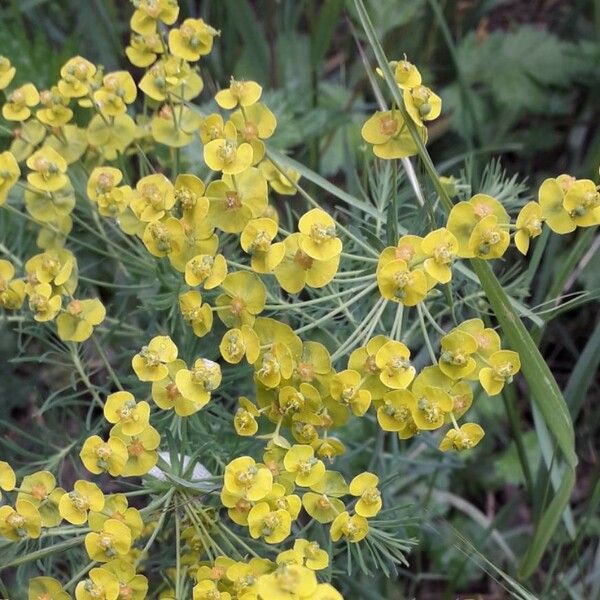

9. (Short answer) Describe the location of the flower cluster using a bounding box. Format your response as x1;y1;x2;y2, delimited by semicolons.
0;2;596;598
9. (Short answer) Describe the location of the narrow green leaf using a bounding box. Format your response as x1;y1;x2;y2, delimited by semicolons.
352;0;578;578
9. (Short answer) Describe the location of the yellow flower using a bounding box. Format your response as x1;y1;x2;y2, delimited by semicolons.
293;539;329;570
349;472;382;518
248;502;292;544
139;56;203;102
215;77;262;109
185;254;227;289
479;349;521;396
301;473;346;523
393;59;422;88
0;461;16;494
28;283;62;322
361;110;423;159
375;340;415;389
104;391;150;436
142;218;184;258
404;84;442;125
447;194;510;257
169;18;218;61
298;208;342;261
330;369;371;416
0;260;26;310
110;424;161;477
193;580;230;600
439;329;478;379
131;0;179;34
410;386;453;430
0;55;16;90
563;179;600;227
2;83;40;121
175;358;221;412
94;71;137;117
215;271;266;327
412;365;473;420
132;335;178;382
377;258;428;305
85;518;132;562
17;470;65;527
37;86;73;127
59;480;104;525
241;217;285;273
25;247;77;292
26;146;68;192
260;160;300;195
126;31;164;67
377;390;417;435
87;167;126;210
257;564;317;600
80;435;128;477
439;423;485;452
89;494;144;540
538;176;576;234
58;56;96;98
102;559;148;600
56;298;106;342
204;122;253;175
75;567;119;600
274;233;339;294
207;167;268;233
151;359;201;416
223;456;273;501
234;396;260;436
283;445;325;487
0;151;20;205
515;202;544;255
467;215;510;259
421;227;458;284
230;103;277;163
28;577;70;600
169;217;218;273
130;174;175;222
0;500;41;540
179;290;214;337
330;511;368;543
348;335;389;401
220;326;260;364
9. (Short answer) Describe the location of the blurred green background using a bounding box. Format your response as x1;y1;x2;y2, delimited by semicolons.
0;0;599;597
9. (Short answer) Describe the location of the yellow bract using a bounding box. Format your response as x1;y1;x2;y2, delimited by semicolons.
439;423;485;452
2;83;40;121
132;335;178;382
0;500;41;541
298;208;342;261
515;201;543;255
479;350;521;396
330;511;368;543
26;146;69;192
215;78;262;109
361;110;423;159
169;18;218;61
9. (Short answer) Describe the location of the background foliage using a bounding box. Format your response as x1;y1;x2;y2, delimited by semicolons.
1;0;599;598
